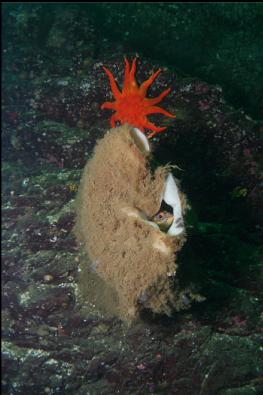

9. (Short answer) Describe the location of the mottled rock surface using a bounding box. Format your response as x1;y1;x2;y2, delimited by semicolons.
2;4;263;395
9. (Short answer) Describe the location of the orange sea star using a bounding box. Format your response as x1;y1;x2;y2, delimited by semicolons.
101;58;176;138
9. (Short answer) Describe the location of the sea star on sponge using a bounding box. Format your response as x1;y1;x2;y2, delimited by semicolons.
101;58;176;138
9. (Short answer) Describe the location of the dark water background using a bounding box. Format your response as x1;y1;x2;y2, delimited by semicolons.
2;3;263;395
3;3;263;119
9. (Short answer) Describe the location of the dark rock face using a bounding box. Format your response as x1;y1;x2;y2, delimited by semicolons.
3;3;263;121
2;4;263;395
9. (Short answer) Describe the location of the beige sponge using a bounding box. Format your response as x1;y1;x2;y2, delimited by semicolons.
75;124;196;322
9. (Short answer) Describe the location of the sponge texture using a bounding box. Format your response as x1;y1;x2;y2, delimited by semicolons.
75;124;187;322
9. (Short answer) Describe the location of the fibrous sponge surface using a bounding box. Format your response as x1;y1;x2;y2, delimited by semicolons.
75;124;187;322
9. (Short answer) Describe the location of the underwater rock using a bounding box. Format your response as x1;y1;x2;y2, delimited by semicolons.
2;6;263;392
75;123;204;322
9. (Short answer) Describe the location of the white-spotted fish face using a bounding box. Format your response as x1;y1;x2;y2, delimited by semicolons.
152;210;174;232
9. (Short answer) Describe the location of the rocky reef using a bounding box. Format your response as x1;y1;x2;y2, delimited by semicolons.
2;4;263;395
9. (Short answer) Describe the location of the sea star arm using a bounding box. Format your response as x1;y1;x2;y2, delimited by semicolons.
145;88;172;105
126;58;138;92
101;101;116;110
110;113;119;128
147;129;167;139
144;106;176;118
140;69;161;95
123;57;130;90
103;66;121;99
130;58;137;79
143;119;167;134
